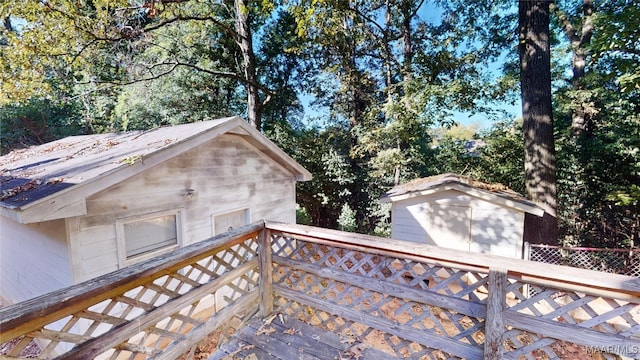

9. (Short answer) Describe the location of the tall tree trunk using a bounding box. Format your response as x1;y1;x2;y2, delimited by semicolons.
552;0;594;136
235;0;262;130
392;0;414;186
519;0;558;245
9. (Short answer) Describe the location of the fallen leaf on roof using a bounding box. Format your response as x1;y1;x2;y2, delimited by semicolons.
1;179;40;201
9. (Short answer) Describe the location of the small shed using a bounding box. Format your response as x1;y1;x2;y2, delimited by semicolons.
380;173;544;259
0;116;311;305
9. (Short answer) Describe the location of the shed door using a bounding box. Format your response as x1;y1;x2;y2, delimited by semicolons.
426;204;472;251
471;208;522;258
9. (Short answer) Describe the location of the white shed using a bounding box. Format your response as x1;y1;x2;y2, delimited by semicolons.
380;174;544;259
0;116;311;305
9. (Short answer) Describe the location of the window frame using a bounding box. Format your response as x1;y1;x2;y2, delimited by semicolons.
116;209;184;267
211;207;251;236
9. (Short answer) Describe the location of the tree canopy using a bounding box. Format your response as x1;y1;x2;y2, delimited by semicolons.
1;0;637;247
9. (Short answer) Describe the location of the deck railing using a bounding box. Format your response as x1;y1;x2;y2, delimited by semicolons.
1;221;639;359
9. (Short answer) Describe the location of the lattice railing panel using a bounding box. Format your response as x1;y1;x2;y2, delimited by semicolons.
272;234;490;302
501;277;640;359
0;232;261;359
270;233;488;359
275;297;456;360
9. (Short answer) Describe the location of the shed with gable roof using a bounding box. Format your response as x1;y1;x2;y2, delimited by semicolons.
380;173;545;259
0;116;311;304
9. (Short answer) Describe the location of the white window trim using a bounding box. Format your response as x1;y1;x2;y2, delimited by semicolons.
116;209;184;267
211;206;251;236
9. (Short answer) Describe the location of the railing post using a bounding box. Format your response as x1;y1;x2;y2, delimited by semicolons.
523;241;531;261
484;267;507;359
258;227;273;317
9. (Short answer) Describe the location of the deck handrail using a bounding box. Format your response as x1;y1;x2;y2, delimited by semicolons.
264;222;640;297
1;221;638;359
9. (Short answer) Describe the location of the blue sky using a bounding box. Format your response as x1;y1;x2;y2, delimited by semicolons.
299;1;521;131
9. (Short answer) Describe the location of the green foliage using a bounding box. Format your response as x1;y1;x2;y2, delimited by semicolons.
476;120;525;195
112;71;241;131
0;0;637;248
556;108;640;248
295;204;312;225
590;0;640;94
337;203;357;232
551;0;640;247
0;98;85;154
608;185;640;207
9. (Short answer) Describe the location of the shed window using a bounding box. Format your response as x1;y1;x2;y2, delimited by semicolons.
117;210;182;265
212;208;250;235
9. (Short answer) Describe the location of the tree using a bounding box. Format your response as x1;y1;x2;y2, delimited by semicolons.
0;0;274;130
552;0;594;136
519;0;558;244
553;0;640;247
259;10;307;131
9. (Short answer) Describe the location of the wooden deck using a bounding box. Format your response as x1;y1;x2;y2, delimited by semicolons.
1;222;639;359
208;315;397;360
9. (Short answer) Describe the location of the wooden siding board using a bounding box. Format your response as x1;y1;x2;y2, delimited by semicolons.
390;204;427;241
68;134;297;283
0;217;72;303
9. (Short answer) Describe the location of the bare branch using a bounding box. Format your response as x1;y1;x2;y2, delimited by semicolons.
170;61;273;96
76;60;274;99
77;62;180;86
143;15;237;39
408;0;427;20
580;0;594;47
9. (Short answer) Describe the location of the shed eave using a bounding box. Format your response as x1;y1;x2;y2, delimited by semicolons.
381;183;545;217
0;206;24;224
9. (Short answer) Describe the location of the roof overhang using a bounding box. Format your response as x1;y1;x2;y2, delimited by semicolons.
381;182;545;217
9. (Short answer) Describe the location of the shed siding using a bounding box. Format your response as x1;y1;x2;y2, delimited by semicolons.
390;201;427;243
471;208;524;258
390;190;526;258
0;217;71;304
68;134;297;283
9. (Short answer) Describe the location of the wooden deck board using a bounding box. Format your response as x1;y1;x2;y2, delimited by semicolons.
207;316;399;359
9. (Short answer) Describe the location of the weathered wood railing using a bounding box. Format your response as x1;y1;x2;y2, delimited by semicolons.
1;221;639;359
0;223;265;359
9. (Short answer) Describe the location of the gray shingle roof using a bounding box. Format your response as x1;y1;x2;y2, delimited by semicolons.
1;117;311;212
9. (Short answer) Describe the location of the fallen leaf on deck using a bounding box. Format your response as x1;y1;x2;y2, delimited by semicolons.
341;343;368;359
339;335;357;346
283;328;298;335
220;343;255;360
263;313;277;326
255;325;276;336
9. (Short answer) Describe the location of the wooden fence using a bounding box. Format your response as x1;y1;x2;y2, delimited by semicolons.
1;221;639;359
